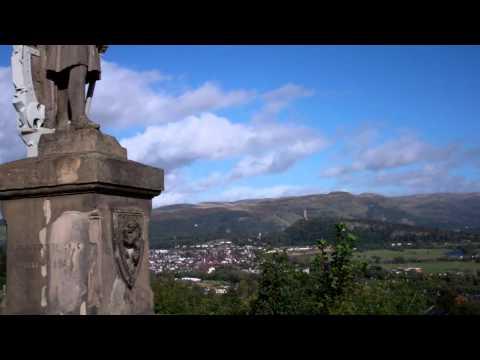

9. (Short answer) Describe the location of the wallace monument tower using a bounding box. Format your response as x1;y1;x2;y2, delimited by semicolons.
0;45;164;314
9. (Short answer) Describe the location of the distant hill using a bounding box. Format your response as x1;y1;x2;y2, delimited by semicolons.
274;217;480;249
150;192;480;248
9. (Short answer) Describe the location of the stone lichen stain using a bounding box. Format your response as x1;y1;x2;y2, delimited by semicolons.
48;211;89;314
41;286;47;308
39;199;51;309
43;199;51;225
39;228;46;259
80;301;86;315
56;158;81;183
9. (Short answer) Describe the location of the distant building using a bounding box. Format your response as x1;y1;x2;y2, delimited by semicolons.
303;209;308;221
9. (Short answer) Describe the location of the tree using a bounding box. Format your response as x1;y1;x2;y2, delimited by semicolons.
332;277;429;315
307;223;366;313
250;251;310;315
251;223;366;315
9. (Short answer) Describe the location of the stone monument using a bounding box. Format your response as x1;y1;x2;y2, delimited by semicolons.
0;45;164;314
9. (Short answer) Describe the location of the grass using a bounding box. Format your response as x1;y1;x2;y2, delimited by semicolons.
355;248;448;262
293;247;480;274
355;248;480;273
289;248;453;262
200;279;230;286
381;261;480;273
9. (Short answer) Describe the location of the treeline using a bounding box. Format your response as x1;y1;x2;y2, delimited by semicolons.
263;217;480;249
152;273;256;315
150;220;260;249
150;214;480;249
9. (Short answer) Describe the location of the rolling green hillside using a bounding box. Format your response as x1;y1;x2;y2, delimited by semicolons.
270;217;480;249
150;192;480;248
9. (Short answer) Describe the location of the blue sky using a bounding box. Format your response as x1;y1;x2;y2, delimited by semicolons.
0;45;479;206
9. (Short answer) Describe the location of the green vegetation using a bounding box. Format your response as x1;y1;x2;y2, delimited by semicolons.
272;217;480;250
151;273;255;315
151;223;480;315
150;192;480;249
2;215;479;315
149;212;480;250
149;209;265;249
382;261;480;273
355;248;448;262
251;224;430;315
354;248;480;274
251;224;364;314
331;278;430;315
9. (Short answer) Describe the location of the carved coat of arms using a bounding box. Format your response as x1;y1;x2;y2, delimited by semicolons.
112;209;145;288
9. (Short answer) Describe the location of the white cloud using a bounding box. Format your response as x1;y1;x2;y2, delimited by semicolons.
372;164;480;194
153;191;190;208
116;80;325;191
320;124;480;195
322;134;433;177
152;184;324;207
1;60;329;206
263;83;314;106
152;169;195;207
253;83;314;123
229;138;323;180
92;61;255;128
321;166;347;177
121;113;249;169
120;112;327;175
321;126;467;178
219;185;311;202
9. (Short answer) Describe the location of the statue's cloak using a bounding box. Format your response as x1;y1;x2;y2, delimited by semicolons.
46;45;101;81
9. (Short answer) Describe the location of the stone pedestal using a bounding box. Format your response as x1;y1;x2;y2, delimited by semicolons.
0;129;164;314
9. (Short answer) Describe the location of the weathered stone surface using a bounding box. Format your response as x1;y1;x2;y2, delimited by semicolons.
38;128;127;160
0;129;162;315
1;191;155;315
0;152;164;200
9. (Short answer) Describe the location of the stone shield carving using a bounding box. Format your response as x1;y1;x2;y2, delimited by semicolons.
112;209;145;288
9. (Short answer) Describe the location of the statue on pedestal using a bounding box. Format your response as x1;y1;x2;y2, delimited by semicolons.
2;44;164;315
11;45;108;157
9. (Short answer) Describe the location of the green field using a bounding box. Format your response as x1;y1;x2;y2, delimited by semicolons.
293;248;480;274
381;261;480;273
355;248;448;262
354;248;480;273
